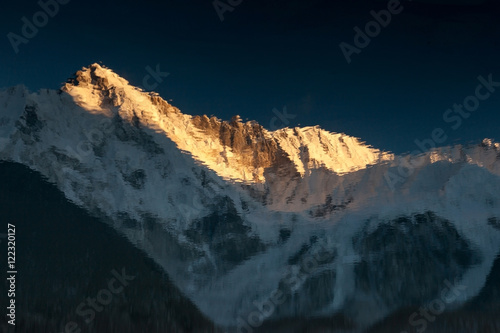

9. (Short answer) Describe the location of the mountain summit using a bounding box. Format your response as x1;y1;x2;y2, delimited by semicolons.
61;64;393;183
1;64;500;331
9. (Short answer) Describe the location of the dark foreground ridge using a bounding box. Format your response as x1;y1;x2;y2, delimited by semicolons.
0;161;220;333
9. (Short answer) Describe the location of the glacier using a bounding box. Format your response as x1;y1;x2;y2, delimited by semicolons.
1;63;499;331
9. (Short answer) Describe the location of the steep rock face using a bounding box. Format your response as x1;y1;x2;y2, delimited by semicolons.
191;114;287;183
1;63;500;330
60;64;393;184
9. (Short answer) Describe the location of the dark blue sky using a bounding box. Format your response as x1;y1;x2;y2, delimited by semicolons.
1;0;499;154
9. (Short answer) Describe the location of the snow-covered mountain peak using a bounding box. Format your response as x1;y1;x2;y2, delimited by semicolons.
62;63;156;118
58;64;394;183
65;63;123;90
271;126;394;176
482;138;500;149
1;64;500;330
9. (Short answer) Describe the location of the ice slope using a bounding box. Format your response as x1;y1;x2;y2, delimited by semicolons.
1;63;500;330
